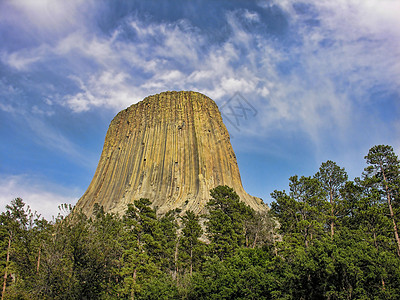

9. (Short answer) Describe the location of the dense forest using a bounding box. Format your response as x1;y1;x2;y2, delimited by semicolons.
1;145;400;299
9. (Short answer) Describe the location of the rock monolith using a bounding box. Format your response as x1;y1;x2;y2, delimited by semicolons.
75;91;265;216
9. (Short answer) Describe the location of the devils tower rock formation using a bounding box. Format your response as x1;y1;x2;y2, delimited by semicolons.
75;91;265;216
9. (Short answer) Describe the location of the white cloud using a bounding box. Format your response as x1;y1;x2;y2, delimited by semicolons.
56;17;260;111
251;0;400;136
270;0;400;91
64;71;138;112
243;9;260;22
2;0;92;35
0;175;79;220
1;51;41;71
226;12;253;47
1;11;267;112
0;103;16;113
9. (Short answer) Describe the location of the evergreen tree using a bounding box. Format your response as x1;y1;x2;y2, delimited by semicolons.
205;186;254;260
0;213;11;300
271;175;328;249
117;199;162;299
32;206;77;299
1;198;42;299
188;248;277;299
89;204;124;299
364;145;400;257
180;210;203;276
159;209;179;277
314;160;348;238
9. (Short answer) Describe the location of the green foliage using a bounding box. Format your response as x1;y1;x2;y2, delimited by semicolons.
188;247;282;300
136;274;180;300
363;145;400;257
1;145;400;299
179;210;204;276
315;160;348;238
271;175;328;249
159;209;180;273
206;185;254;259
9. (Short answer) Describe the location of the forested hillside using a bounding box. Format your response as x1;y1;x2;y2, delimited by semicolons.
1;145;400;299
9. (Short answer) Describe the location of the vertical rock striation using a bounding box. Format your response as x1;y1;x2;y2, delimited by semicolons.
75;91;265;216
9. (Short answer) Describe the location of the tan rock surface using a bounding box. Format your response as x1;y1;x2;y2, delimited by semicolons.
75;91;266;216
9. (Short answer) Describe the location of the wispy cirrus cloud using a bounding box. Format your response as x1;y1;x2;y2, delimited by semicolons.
0;0;93;39
25;116;94;167
0;175;79;220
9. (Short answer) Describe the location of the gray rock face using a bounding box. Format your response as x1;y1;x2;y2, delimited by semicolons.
75;91;266;216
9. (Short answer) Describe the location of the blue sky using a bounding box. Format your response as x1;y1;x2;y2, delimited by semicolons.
1;0;399;219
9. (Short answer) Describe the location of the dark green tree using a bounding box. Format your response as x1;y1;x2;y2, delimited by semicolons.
188;248;278;299
159;209;180;278
271;175;328;249
314;160;348;238
364;145;400;257
0;212;12;300
205;186;254;259
32;206;76;299
1;198;42;299
180;210;203;277
136;273;179;300
117;199;162;299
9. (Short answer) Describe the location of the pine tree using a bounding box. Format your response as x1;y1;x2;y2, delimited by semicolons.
206;186;254;259
364;145;400;257
1;198;41;299
118;199;162;299
315;160;348;239
271;176;328;249
180;210;203;276
159;209;179;276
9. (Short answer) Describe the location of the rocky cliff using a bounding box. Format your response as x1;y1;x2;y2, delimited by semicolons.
75;91;266;216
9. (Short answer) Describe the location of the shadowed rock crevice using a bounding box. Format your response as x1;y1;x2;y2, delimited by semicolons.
75;91;266;216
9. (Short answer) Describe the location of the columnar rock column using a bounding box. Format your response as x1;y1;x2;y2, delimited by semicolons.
75;91;265;216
